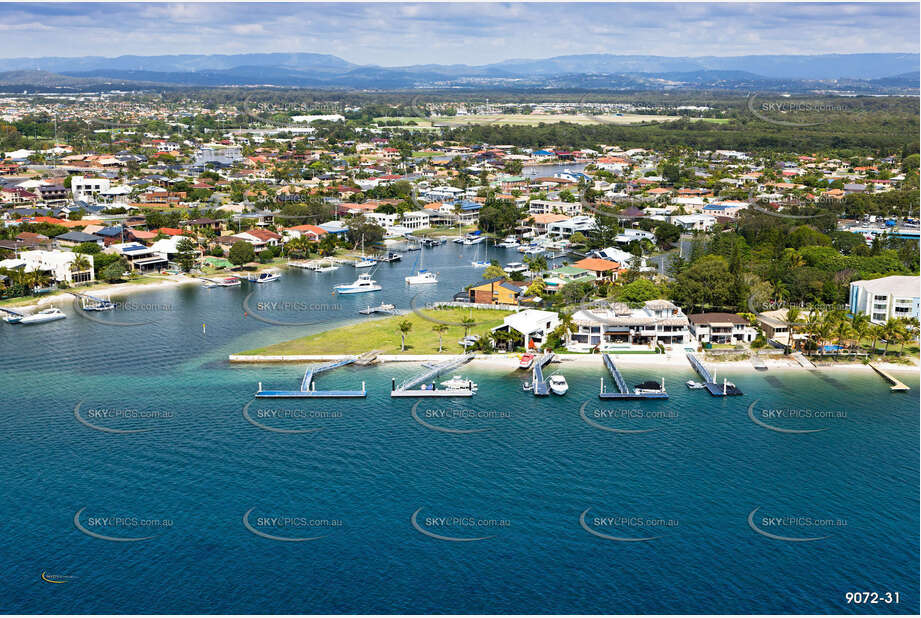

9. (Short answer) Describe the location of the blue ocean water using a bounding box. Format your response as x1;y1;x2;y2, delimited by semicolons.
1;244;918;614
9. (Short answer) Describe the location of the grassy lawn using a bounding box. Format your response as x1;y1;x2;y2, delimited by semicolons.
240;307;513;356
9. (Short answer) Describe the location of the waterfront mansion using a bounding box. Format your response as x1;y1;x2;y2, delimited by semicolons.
566;299;690;352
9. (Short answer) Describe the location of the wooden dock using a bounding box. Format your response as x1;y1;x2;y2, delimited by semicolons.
869;364;910;392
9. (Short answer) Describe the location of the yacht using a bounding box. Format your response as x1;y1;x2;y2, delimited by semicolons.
548;374;569;396
463;232;486;245
497;236;520;248
503;262;527;274
354;257;377;268
334;273;382;294
405;270;438;285
20;307;66;325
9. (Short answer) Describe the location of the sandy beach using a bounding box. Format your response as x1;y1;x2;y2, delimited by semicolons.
6;274;204;313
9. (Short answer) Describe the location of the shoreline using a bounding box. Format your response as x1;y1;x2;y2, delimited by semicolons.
227;351;918;374
7;274;205;313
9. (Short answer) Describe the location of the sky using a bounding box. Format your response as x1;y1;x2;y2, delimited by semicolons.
0;2;918;66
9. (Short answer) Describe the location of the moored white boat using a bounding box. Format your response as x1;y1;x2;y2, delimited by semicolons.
503;262;527;274
548;374;569;395
686;380;706;389
519;353;535;370
20;307;66;325
335;273;382;294
405;270;438;284
440;376;478;391
497;236;520;248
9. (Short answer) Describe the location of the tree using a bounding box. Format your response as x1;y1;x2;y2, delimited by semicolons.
670;255;736;312
616;278;662;306
460;316;476;338
228;240;255;267
483;263;506;280
100;259;128;283
432;324;448;353
175;238;198;272
785;306;802;352
397;319;412;351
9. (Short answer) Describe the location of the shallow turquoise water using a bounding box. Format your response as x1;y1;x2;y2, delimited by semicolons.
1;244;918;613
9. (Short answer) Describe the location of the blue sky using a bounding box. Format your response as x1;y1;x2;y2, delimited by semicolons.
0;2;918;65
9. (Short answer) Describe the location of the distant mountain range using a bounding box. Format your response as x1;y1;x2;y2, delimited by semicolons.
0;52;917;92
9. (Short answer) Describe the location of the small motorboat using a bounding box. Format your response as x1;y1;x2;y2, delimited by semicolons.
80;295;115;311
2;313;23;324
463;232;486;245
210;277;241;287
440;376;478;391
335;273;382;294
521;381;533;392
405;270;438;284
548;374;569;396
19;307;66;325
686;380;706;390
519;353;536;370
251;271;280;283
354;258;377;268
497;236;519;248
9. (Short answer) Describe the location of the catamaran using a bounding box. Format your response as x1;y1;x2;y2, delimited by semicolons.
335;272;382;294
20;307;67;325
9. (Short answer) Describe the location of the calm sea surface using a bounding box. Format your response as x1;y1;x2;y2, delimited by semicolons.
1;243;918;614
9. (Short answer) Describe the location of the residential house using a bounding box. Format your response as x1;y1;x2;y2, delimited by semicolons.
490;309;561;350
688;313;757;344
566;299;690;351
467;278;527;305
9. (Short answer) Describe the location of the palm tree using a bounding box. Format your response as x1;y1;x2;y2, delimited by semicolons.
834;320;853;350
880;318;901;357
431;324;448;353
850;313;870;351
460;316;476;339
785;306;802;352
397;319;413;352
868;323;884;356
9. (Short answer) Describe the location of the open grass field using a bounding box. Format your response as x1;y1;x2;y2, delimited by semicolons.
240;307;513;356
